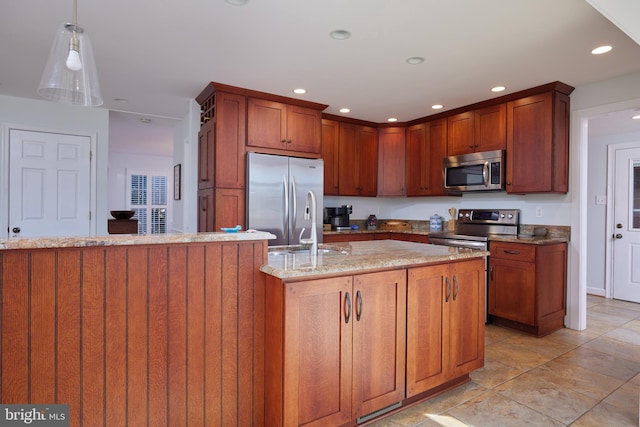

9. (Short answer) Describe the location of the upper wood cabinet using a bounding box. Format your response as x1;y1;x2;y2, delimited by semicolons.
506;91;570;193
247;97;322;155
321;119;340;195
447;104;506;156
337;122;378;196
406;119;448;196
378;127;406;196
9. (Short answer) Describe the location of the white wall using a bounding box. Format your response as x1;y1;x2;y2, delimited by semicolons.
0;94;110;236
172;100;200;233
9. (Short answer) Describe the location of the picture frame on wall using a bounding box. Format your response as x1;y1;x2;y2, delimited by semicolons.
174;164;181;200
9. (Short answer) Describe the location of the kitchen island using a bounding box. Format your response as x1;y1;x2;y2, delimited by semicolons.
262;240;489;426
0;231;273;427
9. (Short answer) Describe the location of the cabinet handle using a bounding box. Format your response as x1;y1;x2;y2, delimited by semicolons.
345;292;351;324
356;290;363;321
453;276;459;301
281;139;287;143
490;266;494;280
287;139;293;144
445;277;451;302
504;250;521;255
200;197;206;211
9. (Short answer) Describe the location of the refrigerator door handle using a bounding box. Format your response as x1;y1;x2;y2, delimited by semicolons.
291;175;297;239
283;175;289;240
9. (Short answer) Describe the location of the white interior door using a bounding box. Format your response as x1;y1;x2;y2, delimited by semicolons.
612;146;640;302
8;129;91;238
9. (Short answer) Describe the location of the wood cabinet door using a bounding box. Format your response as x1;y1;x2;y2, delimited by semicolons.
489;256;536;325
506;93;553;193
447;111;474;156
406;264;448;396
474;103;506;152
447;259;485;377
197;120;214;189
338;123;359;195
357;126;379;196
197;188;214;232
215;92;246;188
284;277;353;427
214;188;245;230
286;105;322;154
247;97;287;150
322;119;340;195
405;123;428;196
426;119;448;196
378;127;406;196
353;270;406;418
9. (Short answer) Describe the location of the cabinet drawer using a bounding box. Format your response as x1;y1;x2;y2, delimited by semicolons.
490;242;535;262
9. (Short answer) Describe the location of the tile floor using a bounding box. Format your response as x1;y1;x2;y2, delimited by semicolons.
370;295;640;426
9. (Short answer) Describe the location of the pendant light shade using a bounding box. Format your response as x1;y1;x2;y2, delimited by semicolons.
37;1;103;106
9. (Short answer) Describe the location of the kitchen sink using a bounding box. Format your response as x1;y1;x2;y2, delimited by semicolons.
268;244;349;256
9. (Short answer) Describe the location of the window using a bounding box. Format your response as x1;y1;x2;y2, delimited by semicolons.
128;172;169;235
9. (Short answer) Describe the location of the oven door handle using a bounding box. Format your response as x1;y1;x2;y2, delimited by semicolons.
429;238;487;250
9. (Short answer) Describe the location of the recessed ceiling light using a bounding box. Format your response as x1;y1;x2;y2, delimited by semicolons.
140;118;152;124
432;104;444;110
293;88;306;94
225;0;249;5
406;57;425;65
114;98;128;103
632;114;640;120
339;108;350;113
387;118;398;122
491;86;506;92
592;45;612;55
330;30;351;40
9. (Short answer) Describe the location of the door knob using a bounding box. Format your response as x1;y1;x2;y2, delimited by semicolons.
614;233;623;239
12;227;20;234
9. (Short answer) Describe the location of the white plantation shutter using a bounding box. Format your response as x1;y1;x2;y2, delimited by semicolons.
128;171;168;235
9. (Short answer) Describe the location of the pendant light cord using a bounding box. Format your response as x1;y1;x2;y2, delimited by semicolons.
73;0;78;25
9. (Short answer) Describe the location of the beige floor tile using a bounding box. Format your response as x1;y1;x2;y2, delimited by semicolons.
484;324;521;345
605;325;640;346
601;299;640;314
570;401;638;427
528;359;625;401
500;333;577;359
448;390;565;427
582;336;640;364
494;373;599;424
469;359;524;389
485;341;553;372
554;346;640;381
544;327;598;347
603;381;640;411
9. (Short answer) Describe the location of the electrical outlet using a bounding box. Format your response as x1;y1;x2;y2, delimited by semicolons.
535;207;543;218
595;195;607;205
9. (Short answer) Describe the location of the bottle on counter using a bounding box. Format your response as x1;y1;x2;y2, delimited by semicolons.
367;214;377;230
429;214;443;232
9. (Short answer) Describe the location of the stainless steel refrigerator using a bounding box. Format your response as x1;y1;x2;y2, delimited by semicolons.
246;152;324;246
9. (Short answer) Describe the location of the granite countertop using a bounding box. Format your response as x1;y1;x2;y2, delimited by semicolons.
261;239;489;280
0;231;276;250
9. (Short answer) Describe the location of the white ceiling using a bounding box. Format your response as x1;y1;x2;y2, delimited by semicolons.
2;0;640;133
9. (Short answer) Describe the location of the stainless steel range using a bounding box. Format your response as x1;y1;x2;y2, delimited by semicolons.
429;209;520;322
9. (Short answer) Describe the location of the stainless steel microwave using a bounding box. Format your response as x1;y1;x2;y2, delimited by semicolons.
443;149;505;192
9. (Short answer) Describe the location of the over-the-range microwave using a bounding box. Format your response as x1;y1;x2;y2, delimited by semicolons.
443;149;505;192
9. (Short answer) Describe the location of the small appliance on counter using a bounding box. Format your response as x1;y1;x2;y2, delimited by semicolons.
324;205;352;231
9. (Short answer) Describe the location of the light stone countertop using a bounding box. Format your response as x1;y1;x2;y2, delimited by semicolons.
0;231;276;250
261;239;488;280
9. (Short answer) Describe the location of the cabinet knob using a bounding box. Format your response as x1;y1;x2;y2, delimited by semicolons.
281;139;287;143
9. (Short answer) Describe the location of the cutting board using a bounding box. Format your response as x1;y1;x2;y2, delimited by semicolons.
379;221;412;231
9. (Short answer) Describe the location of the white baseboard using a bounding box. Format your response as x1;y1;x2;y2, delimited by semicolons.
587;287;606;297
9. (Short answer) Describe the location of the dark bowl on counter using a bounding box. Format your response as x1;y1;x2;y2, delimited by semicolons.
110;210;135;220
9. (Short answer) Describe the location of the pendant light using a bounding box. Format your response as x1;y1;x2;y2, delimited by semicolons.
37;0;103;106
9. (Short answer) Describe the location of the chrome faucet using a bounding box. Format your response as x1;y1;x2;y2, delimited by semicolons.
299;190;318;255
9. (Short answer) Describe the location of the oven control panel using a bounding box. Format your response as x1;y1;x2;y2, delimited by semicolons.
458;209;519;226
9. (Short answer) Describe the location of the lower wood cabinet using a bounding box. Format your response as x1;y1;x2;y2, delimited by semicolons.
488;241;567;336
265;259;485;426
406;259;485;396
265;270;407;426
